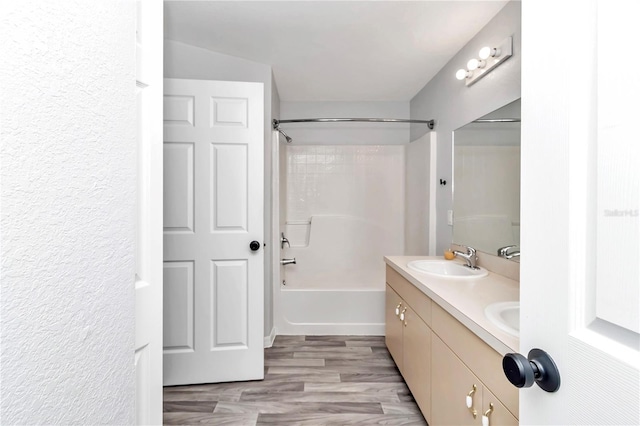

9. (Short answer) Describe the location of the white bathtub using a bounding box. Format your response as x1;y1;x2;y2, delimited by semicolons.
274;215;397;335
276;288;385;335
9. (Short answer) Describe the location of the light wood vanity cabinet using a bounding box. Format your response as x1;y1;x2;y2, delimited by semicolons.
385;284;404;370
401;303;431;418
385;267;432;420
385;265;518;425
432;334;517;425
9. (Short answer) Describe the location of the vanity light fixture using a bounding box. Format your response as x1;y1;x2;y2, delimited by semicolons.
455;36;513;87
466;58;485;71
455;69;473;80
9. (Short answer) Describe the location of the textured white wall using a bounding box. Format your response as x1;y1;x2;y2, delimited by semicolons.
1;1;136;424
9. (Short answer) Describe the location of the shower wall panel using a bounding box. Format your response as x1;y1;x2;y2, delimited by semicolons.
283;145;404;290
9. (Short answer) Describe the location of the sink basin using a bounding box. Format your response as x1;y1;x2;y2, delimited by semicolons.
407;260;488;279
484;301;520;337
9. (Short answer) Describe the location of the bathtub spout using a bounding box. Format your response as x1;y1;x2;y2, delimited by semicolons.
280;258;296;266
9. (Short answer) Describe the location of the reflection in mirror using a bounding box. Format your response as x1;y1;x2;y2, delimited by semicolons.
452;99;521;259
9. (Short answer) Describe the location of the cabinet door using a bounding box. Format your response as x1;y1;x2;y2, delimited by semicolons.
385;284;404;371
402;304;431;421
481;387;518;426
431;334;480;426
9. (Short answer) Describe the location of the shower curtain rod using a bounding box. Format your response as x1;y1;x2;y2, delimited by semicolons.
472;118;521;123
272;117;436;130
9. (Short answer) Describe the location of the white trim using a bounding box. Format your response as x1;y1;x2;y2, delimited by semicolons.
428;132;438;256
271;130;281;348
276;323;385;336
264;327;277;348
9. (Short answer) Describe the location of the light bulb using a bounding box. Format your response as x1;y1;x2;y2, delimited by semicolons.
479;46;500;59
467;58;479;71
456;69;469;80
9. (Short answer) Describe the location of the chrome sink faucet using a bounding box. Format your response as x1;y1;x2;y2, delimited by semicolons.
498;245;520;259
453;246;479;269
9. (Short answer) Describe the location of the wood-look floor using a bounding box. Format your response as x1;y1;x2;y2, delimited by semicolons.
163;335;428;425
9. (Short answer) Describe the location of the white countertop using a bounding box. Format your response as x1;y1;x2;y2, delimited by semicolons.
385;256;519;355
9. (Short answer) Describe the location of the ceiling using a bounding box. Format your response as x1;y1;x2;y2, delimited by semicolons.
164;1;509;102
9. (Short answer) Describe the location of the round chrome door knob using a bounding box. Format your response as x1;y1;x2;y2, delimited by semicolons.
503;348;561;393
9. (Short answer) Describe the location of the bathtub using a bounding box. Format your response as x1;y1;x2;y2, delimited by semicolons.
274;215;399;335
276;288;386;335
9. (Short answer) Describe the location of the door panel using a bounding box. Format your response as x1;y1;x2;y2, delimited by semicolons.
521;1;639;423
211;144;248;231
163;78;264;386
162;261;194;353
163;142;194;233
211;260;248;347
163;95;195;126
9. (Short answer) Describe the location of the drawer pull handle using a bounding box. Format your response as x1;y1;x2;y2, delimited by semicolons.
399;308;407;321
466;384;477;418
482;403;494;426
395;303;402;316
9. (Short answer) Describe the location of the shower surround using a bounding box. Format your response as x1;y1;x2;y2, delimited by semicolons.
276;144;404;335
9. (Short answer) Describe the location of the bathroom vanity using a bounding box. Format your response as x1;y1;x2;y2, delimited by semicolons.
385;256;519;425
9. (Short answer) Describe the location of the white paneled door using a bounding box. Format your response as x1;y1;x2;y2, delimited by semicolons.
163;78;264;386
521;1;639;424
135;1;163;424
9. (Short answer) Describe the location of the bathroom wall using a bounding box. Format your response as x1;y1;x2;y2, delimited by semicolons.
410;1;521;253
405;133;435;255
164;40;277;337
1;2;136;423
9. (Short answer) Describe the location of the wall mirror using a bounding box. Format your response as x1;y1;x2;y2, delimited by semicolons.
452;98;521;259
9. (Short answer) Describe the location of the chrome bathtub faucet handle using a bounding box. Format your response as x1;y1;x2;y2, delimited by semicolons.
280;232;291;249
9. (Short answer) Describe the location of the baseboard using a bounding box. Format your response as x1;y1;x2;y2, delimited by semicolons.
274;322;385;336
263;327;276;348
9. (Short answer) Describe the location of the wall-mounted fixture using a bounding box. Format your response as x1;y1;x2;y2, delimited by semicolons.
455;37;512;87
276;127;293;143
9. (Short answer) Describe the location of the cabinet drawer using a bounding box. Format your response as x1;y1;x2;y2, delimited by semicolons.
431;303;518;418
386;265;431;326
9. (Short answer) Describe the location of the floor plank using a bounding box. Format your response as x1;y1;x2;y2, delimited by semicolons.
163;412;258;425
163;335;427;425
215;401;384;415
256;413;427;425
